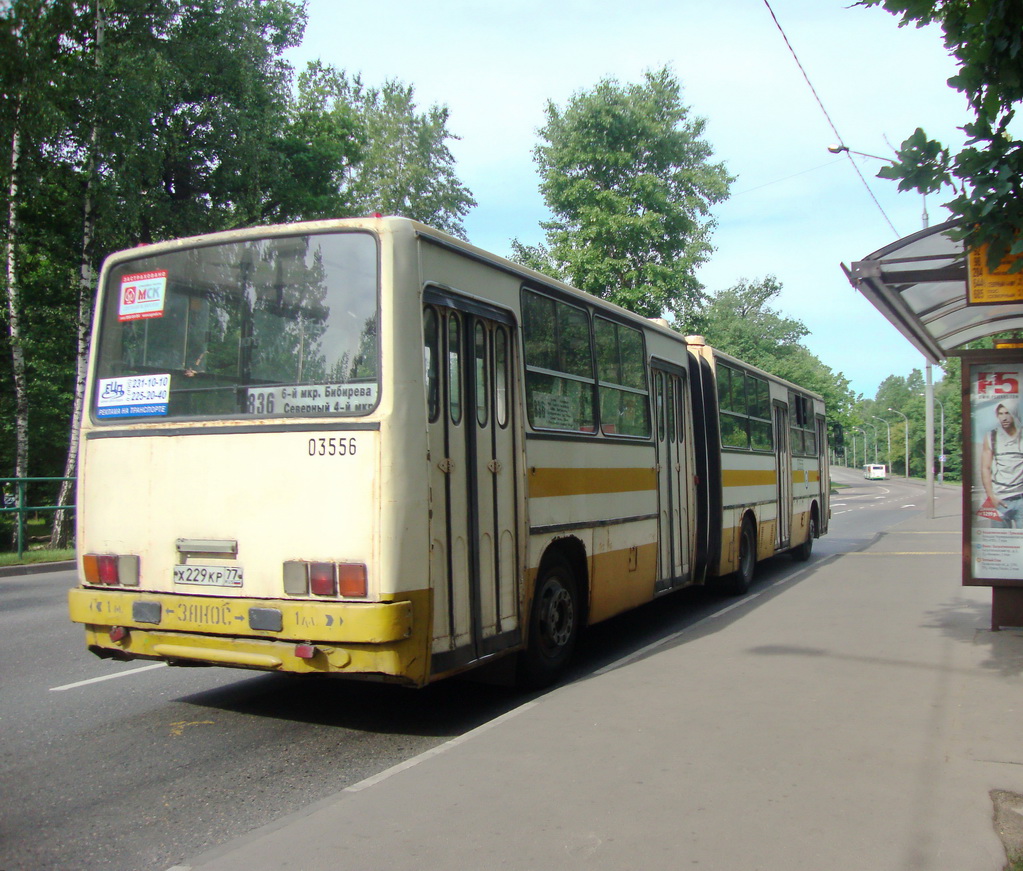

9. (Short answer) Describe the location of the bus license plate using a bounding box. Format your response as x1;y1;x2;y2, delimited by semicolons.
173;565;243;587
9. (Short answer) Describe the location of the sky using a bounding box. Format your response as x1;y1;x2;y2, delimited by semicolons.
285;0;971;398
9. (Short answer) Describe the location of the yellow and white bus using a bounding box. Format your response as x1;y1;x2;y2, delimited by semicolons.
69;217;828;687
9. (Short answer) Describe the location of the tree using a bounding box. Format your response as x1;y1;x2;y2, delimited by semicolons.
342;73;477;238
857;0;1023;269
697;277;808;364
281;62;476;237
700;276;855;447
516;66;732;323
1;0;78;488
49;0;309;546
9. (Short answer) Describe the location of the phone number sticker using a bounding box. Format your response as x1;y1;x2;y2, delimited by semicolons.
97;374;171;418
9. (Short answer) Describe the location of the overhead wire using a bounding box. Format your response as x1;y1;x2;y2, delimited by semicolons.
761;0;899;236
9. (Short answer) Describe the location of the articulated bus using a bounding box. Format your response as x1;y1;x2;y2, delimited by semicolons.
69;217;829;687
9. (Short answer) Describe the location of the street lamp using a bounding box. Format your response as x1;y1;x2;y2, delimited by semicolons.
872;415;891;471
888;409;910;479
828;144;929;228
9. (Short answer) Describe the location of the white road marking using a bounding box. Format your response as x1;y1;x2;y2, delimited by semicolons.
50;662;167;691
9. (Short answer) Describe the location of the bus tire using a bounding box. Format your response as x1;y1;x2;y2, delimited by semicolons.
793;510;816;562
518;556;579;688
722;518;756;596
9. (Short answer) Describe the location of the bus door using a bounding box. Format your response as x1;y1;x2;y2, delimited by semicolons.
423;292;520;675
817;415;830;533
653;365;691;592
774;402;792;549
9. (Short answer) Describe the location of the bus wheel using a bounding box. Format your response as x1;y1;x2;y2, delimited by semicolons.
519;557;579;688
723;519;756;596
794;512;816;562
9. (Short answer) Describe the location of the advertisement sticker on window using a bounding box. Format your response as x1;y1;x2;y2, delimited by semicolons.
97;374;170;418
119;270;167;322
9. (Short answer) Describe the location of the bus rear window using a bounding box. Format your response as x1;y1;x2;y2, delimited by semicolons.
92;232;379;421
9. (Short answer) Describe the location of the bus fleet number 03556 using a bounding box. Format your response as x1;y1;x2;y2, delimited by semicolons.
308;436;358;457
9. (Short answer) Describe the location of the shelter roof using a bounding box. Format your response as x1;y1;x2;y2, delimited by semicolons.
842;220;1023;363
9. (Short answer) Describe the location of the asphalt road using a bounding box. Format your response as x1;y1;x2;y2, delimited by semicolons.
0;469;936;871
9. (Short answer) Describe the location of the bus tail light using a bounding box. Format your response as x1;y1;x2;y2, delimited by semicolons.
84;554;140;587
283;561;367;598
309;563;336;597
337;563;367;598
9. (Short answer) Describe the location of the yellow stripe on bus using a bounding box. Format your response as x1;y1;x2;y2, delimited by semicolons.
722;469;776;487
528;466;657;498
721;469;821;488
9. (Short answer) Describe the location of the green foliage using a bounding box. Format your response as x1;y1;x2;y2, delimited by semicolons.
520;66;732;322
696;277;808;362
857;0;1023;269
1;1;476;483
699;277;856;447
844;363;960;480
272;62;476;235
340;72;477;238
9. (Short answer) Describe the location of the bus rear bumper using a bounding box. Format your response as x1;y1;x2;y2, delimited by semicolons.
69;588;429;685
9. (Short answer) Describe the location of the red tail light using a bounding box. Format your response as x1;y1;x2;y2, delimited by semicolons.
309;563;337;596
97;555;119;584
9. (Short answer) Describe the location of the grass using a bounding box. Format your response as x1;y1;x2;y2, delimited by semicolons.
0;548;75;567
0;516;74;566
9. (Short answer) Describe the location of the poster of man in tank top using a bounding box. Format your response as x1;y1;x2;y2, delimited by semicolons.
970;363;1023;581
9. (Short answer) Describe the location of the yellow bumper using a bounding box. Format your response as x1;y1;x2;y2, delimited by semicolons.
69;588;430;685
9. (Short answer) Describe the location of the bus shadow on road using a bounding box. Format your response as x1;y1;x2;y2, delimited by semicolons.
175;668;531;738
174;553;819;734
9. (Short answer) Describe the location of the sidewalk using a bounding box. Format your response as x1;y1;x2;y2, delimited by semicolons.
177;487;1023;871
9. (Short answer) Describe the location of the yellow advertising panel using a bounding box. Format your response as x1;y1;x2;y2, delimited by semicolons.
967;244;1023;304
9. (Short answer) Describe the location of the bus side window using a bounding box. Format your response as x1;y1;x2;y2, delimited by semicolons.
475;321;489;428
667;376;676;443
495;327;509;428
424;307;440;423
449;314;462;425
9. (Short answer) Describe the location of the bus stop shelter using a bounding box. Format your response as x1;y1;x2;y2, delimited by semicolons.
843;219;1023;360
843;219;1023;629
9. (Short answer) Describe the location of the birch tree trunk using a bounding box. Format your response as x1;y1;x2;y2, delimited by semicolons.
49;184;93;549
50;0;104;550
4;116;30;484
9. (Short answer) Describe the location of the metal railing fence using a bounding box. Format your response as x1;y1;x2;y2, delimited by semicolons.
0;477;76;559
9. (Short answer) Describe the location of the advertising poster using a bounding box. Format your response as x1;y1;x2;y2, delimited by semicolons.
968;361;1023;582
96;374;170;418
118;270;167;322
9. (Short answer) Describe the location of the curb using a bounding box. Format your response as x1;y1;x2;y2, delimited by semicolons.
0;560;76;578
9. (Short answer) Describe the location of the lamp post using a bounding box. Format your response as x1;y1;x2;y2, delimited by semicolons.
854;427;869;470
888;408;910;479
872;415;891;472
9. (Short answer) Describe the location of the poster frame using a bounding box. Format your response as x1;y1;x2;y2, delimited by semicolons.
958;349;1023;588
